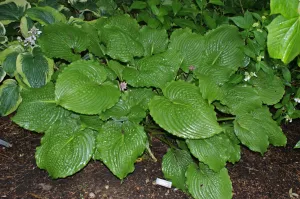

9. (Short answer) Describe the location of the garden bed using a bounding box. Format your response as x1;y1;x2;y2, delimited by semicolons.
0;117;299;199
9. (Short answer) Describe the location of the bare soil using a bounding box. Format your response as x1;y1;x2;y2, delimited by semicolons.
0;116;299;199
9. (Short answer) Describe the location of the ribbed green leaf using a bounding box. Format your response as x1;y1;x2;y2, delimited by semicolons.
26;6;66;25
267;16;300;64
123;50;182;88
162;149;193;191
100;88;155;123
234;107;287;154
3;52;18;77
94;121;147;179
220;84;262;115
100;15;144;62
169;28;204;72
186;163;232;199
38;23;90;62
194;25;244;82
12;83;70;132
149;81;222;139
16;48;54;88
0;0;30;25
55;60;120;114
270;0;299;18
137;26;168;57
36;117;96;178
0;79;21;116
187;128;240;172
250;71;285;105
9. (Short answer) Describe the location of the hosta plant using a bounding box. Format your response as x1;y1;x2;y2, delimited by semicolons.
0;0;298;198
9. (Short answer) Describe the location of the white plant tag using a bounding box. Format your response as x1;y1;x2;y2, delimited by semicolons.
155;178;172;188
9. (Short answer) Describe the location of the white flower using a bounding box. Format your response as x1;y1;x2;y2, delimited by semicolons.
23;26;42;47
24;36;36;46
294;98;300;103
244;72;257;82
244;72;251;81
284;115;292;123
17;36;22;42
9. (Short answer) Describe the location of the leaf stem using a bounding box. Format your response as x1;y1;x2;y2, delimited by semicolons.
217;117;235;122
238;0;245;14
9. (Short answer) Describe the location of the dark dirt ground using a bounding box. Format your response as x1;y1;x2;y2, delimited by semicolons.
0;116;299;199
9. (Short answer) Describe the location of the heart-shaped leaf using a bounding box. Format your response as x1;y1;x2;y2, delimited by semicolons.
186;163;232;199
12;82;70;132
149;81;222;139
55;60;120;114
94;121;147;179
38;23;90;62
234;107;287;154
137;26;168;57
186;126;240;172
0;0;30;25
16;47;54;88
36;117;96;178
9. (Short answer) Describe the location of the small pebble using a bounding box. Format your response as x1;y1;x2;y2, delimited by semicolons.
89;192;96;199
105;185;109;189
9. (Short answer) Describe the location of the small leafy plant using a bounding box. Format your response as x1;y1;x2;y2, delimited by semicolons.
0;0;299;198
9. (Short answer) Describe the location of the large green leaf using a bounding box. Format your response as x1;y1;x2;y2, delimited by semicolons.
55;60;120;114
0;0;30;25
0;79;22;116
169;25;244;79
100;15;144;62
186;128;240;172
149;81;222;139
234;107;287;154
270;0;299;18
79;115;104;131
250;71;285;105
162;149;193;191
123;50;182;89
267;16;300;64
94;121;147;179
194;25;244;82
12;83;70;132
16;48;54;88
169;28;204;72
220;84;262;115
38;23;90;62
137;26;168;57
3;52;18;77
100;88;155;123
36;117;96;178
186;163;232;199
26;6;66;25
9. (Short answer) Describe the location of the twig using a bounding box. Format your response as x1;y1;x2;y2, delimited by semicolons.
238;0;245;14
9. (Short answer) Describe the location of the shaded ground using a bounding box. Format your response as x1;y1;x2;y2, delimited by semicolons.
0;116;299;199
